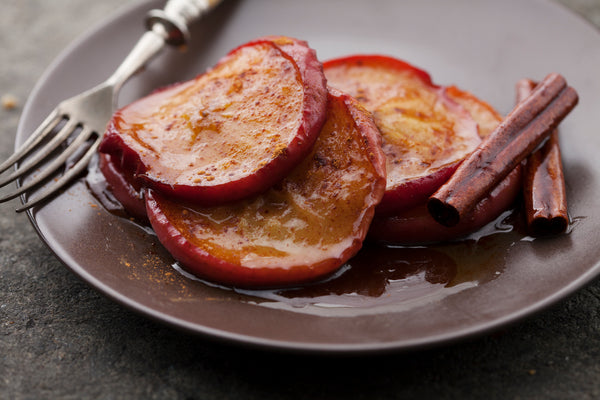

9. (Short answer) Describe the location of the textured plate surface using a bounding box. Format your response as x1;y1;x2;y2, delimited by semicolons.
17;0;600;353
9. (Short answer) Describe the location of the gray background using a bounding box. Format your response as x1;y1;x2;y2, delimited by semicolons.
1;0;600;399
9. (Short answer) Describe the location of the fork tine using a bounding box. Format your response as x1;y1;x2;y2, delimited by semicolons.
0;110;62;175
0;126;98;203
16;131;103;212
0;117;79;188
0;177;34;203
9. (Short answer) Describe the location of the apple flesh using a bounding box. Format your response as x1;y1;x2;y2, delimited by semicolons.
324;55;481;215
99;36;327;205
445;85;504;139
145;89;386;288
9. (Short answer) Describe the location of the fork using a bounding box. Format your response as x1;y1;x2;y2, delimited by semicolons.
0;0;222;212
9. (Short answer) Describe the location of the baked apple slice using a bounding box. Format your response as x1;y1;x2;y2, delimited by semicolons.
99;36;327;205
98;153;147;220
368;88;523;244
324;55;480;215
146;89;386;287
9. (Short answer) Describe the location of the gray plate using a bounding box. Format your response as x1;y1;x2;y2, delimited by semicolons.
17;0;600;353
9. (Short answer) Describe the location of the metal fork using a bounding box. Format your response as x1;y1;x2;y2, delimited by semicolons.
0;0;222;212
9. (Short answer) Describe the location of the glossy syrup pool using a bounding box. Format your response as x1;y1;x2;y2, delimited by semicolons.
167;211;528;316
86;157;553;317
235;213;524;315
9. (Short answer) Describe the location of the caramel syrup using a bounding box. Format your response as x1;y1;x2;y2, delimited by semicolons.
162;208;527;316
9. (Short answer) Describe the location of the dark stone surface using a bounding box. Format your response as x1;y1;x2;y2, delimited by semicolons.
1;1;600;399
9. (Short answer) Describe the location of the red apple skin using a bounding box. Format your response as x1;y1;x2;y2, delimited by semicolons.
99;36;327;205
324;55;481;216
373;163;459;216
323;54;434;86
146;89;386;288
98;153;147;221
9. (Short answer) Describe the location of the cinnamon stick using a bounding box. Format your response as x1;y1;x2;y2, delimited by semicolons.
517;79;569;235
427;73;578;227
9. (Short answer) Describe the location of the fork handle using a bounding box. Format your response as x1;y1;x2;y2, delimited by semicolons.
106;0;222;92
146;0;224;46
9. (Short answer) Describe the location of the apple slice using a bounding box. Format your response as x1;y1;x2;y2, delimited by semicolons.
146;89;386;288
368;87;523;244
324;55;480;215
99;36;327;205
98;153;147;220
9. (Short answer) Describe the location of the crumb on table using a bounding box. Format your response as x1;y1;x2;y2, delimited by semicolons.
1;94;18;110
